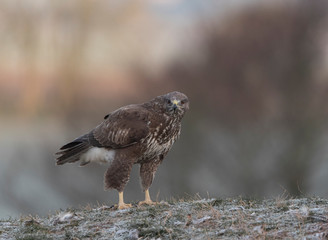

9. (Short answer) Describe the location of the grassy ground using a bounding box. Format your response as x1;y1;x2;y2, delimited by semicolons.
1;197;328;239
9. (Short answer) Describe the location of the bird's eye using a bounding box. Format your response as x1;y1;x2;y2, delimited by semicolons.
181;99;187;104
167;99;172;104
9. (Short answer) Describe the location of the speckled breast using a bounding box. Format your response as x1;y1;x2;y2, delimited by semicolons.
138;121;181;163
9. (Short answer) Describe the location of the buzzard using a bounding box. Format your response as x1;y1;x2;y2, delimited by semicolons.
56;91;189;209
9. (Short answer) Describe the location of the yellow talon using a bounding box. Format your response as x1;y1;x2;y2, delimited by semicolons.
138;189;157;206
118;203;132;209
117;192;132;209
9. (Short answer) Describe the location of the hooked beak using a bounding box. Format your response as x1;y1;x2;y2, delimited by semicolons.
172;99;179;110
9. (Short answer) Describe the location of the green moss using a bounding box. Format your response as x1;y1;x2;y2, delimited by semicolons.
275;203;289;212
130;220;151;229
314;199;328;205
193;202;211;211
21;223;49;234
147;207;158;218
66;220;80;228
16;236;52;240
138;227;170;238
63;230;98;240
64;231;73;240
210;199;224;206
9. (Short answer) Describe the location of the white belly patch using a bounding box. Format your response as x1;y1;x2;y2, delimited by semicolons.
80;147;115;165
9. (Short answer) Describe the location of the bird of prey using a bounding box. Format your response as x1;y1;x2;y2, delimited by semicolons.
56;91;189;209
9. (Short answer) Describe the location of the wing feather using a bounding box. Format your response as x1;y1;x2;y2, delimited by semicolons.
91;105;150;148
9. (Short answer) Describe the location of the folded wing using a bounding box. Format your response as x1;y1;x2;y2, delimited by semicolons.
56;105;150;165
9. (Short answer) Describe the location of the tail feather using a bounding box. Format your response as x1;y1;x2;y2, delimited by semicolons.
56;141;91;165
59;141;82;150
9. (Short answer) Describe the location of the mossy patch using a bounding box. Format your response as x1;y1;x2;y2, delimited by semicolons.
210;199;224;206
21;219;49;234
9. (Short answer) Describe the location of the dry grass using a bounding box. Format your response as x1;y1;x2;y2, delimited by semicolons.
1;197;328;239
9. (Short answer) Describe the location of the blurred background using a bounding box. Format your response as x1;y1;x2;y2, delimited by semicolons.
1;0;328;218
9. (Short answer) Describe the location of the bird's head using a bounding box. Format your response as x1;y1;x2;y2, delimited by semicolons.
162;91;189;116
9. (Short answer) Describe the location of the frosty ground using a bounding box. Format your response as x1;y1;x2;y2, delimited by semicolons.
1;197;328;239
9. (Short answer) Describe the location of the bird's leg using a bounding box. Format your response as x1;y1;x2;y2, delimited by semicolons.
118;192;132;209
138;189;156;205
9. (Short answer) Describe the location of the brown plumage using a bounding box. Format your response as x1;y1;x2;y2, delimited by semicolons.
56;91;189;209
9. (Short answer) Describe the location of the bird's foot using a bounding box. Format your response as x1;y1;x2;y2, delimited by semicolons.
117;192;132;209
138;200;157;206
117;203;132;210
